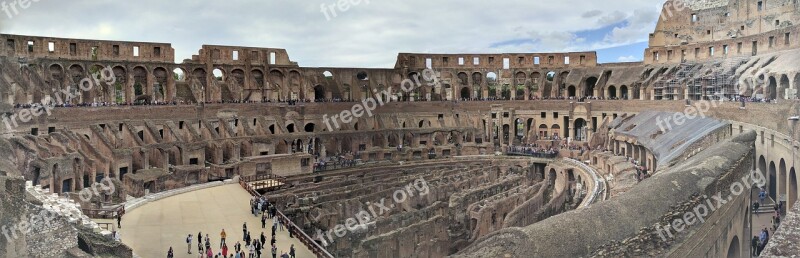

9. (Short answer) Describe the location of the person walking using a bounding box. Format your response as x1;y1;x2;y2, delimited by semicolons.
198;237;204;255
243;223;248;241
271;244;277;258
222;243;229;257
167;247;174;258
289;245;295;258
220;229;227;247
187;234;193;254
260;233;266;250
117;213;122;229
261;213;267;229
255;240;262;258
751;236;759;256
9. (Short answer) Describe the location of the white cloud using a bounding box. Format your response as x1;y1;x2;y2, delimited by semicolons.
0;0;665;67
617;55;640;62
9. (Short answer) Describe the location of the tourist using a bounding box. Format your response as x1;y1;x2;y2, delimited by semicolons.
248;243;255;258
243;223;248;240
255;240;262;258
246;231;252;246
198;237;204;255
751;236;759;256
206;246;213;258
117;213;122;229
271;244;277;258
220;229;227;247
167;247;174;258
222;244;229;257
187;234;193;254
289;245;295;258
206;234;211;250
261;213;267;229
257;233;265;250
281;251;289;258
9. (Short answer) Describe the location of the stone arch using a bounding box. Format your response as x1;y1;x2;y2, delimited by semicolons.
68;64;85;85
286;123;296;133
584;76;598;97
770;161;777;201
270;70;285;99
457;72;469;86
48;63;64;88
133;66;148;98
388;133;399;147
780;158;787;201
418;119;430;128
551;124;561;138
192;68;207;86
530;72;541;97
212;68;225;81
485;72;497;97
153;67;168;101
758;155;767;178
304;123;316;133
251;69;265;89
460;87;470;99
780;74;790;99
275;140;289;154
289;70;302;100
768;76;777;100
567;85;576;98
314;85;326;101
172;67;187;82
231;69;245;87
620;85;629;100
538;124;549;138
168;146;182;166
112;66;127;103
472;72;483;90
574;118;587;141
726;235;740;258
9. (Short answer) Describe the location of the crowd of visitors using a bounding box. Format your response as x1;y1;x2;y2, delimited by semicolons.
11;92;786;112
168;196;296;258
507;143;559;157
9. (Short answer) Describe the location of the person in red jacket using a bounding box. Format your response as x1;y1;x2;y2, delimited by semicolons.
222;244;229;257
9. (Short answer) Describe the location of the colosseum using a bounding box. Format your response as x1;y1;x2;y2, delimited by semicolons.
0;0;799;257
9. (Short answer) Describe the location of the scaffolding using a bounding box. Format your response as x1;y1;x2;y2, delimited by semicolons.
652;57;747;101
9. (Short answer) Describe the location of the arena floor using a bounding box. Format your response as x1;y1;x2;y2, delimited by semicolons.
115;184;314;258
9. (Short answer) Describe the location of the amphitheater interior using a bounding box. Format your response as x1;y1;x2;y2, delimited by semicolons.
1;0;800;257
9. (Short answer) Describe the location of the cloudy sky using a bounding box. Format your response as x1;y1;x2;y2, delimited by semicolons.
0;0;665;68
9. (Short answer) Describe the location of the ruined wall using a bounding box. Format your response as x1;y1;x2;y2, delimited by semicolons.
451;131;756;258
647;0;800;64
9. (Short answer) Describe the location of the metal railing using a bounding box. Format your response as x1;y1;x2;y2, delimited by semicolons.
238;179;334;258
